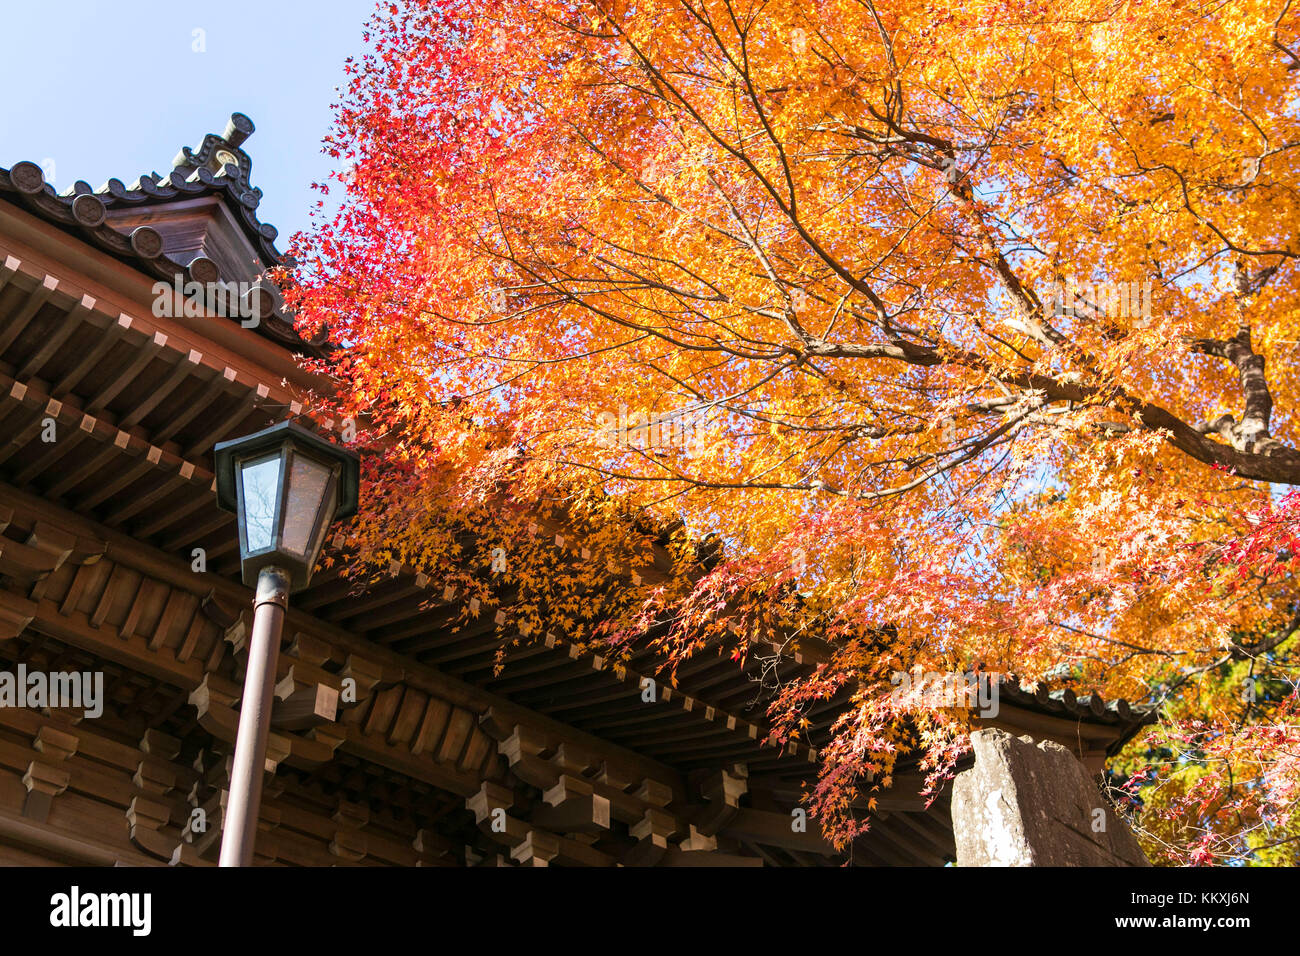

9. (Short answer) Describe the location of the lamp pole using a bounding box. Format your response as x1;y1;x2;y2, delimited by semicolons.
218;565;290;868
212;420;360;868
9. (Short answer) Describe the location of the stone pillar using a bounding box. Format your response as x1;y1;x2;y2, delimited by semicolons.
951;728;1149;866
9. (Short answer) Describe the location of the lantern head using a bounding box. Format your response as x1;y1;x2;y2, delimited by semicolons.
214;421;360;590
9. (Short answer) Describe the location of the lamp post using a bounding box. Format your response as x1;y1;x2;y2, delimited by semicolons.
212;421;359;867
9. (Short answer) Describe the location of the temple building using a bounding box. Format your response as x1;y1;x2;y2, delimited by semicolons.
0;114;1153;866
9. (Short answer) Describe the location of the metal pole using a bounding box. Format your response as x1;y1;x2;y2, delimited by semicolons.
219;565;290;867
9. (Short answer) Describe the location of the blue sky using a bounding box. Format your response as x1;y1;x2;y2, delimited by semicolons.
0;0;377;247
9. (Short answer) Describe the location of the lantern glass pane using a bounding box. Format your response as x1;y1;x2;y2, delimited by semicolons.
240;454;282;553
281;452;335;558
305;479;339;575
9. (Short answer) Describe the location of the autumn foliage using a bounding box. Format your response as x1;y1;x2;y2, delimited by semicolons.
287;0;1300;863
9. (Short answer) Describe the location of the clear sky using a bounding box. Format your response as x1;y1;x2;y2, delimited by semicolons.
0;0;378;248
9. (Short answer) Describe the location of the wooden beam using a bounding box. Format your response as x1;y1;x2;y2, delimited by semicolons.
718;807;839;856
0;480;694;797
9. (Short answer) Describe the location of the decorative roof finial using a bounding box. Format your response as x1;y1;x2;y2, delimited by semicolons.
223;113;255;149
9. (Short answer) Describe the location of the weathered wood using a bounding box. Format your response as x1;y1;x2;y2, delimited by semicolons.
718;808;838;856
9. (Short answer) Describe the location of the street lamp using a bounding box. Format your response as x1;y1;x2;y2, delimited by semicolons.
212;421;359;866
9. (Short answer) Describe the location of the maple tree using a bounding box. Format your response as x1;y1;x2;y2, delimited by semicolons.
287;0;1300;862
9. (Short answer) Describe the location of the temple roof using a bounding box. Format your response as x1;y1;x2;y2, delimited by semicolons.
998;674;1157;730
993;675;1158;757
0;112;328;356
